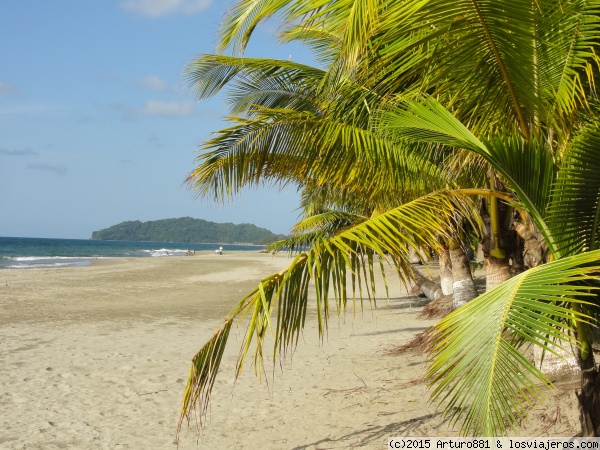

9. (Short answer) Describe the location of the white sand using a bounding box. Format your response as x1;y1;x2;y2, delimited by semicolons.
0;253;581;449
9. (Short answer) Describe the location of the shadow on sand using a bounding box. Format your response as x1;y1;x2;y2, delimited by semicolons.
290;412;444;449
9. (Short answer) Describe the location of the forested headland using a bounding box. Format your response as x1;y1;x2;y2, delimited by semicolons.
91;217;286;245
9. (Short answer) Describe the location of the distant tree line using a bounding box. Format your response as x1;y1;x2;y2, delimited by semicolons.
91;217;286;245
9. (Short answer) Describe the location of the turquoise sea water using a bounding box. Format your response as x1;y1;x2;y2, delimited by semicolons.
0;236;265;269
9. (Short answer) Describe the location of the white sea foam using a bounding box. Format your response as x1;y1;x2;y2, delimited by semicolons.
9;256;112;262
144;248;189;257
8;261;91;269
1;255;105;269
12;256;82;261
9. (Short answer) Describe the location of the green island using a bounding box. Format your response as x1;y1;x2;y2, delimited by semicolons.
91;217;286;245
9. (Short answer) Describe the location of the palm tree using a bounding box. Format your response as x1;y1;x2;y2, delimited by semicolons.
180;55;486;438
179;0;600;438
214;0;525;289
185;57;484;302
357;0;600;433
377;96;600;435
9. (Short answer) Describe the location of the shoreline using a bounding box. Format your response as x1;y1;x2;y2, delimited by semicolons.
0;254;581;448
0;235;269;270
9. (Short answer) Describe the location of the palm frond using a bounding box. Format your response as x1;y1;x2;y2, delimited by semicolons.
217;0;301;54
376;97;487;153
364;0;600;137
535;1;600;132
291;210;366;234
266;209;368;253
482;134;556;221
178;189;481;435
266;230;329;254
546;122;600;257
219;0;386;66
427;249;600;436
183;55;326;115
366;0;536;133
301;0;383;69
186;106;449;204
278;24;341;66
376;97;559;256
177;318;233;435
298;183;378;218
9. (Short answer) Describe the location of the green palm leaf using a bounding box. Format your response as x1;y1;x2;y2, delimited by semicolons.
187;107;449;204
377;97;558;255
183;55;326;115
177;318;233;435
376;97;487;154
266;209;368;254
366;0;536;133
217;0;299;54
278;24;341;65
546;122;600;257
535;2;600;130
178;189;481;434
218;0;384;65
291;209;366;233
366;0;600;137
266;230;329;253
298;182;382;217
427;249;600;436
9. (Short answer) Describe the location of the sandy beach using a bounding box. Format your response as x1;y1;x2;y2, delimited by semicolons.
0;253;581;449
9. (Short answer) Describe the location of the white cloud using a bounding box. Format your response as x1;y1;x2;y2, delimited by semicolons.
0;148;37;157
120;0;211;17
27;163;68;176
137;100;195;117
0;82;16;95
109;100;196;119
138;75;170;92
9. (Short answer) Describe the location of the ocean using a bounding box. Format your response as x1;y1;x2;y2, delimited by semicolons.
0;236;265;269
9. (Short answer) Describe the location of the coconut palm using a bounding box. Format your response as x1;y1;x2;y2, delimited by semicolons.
184;55;485;297
177;188;483;432
361;0;600;433
376;96;600;435
179;0;600;438
213;0;527;288
357;0;600;293
179;54;487;439
215;0;600;286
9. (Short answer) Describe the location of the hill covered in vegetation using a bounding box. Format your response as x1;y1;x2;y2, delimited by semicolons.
91;217;286;245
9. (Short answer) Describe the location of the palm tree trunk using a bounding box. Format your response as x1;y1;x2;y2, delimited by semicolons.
514;217;547;268
412;270;444;302
578;350;600;436
482;189;514;291
511;236;526;275
449;241;478;310
438;245;453;296
485;256;512;291
408;245;422;264
574;317;600;436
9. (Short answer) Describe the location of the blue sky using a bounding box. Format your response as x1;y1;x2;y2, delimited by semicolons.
0;1;312;239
